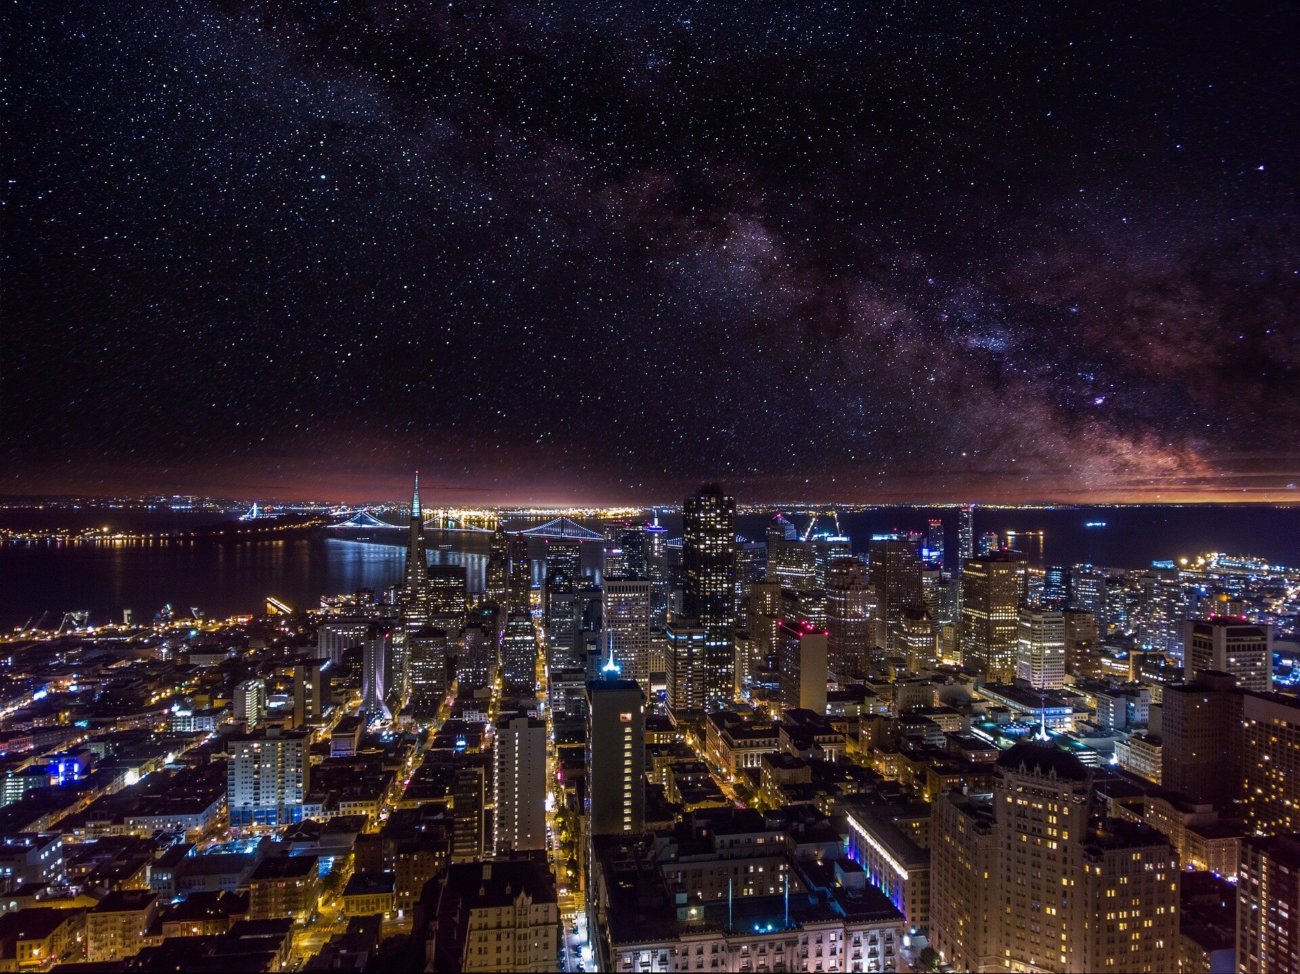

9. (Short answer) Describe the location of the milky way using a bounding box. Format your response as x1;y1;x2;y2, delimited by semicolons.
4;2;1298;503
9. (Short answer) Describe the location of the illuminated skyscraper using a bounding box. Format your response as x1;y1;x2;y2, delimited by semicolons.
925;517;944;569
404;471;427;592
682;484;736;708
586;679;645;837
406;626;449;719
868;535;923;653
1184;616;1272;692
361;625;393;722
227;728;311;827
664;622;709;716
825;556;872;678
776;619;828;713
601;578;652;687
957;504;974;565
1237;835;1300;974
485;523;509;605
1015;607;1067;689
960;550;1024;682
899;606;937;673
978;531;999;557
493;715;546;854
501;614;538;694
233;679;266;729
292;660;327;727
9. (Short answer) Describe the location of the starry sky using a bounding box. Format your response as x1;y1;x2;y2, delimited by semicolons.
4;2;1298;505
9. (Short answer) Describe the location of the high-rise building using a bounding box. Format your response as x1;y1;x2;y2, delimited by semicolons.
869;535;923;653
899;606;937;673
292;660;328;727
1184;617;1273;692
451;758;487;863
586;679;645;837
1237;834;1300;974
960;550;1024;682
930;743;1179;973
1015;607;1067;689
1160;671;1241;806
645;516;669;629
776;619;828;713
1240;691;1300;834
427;565;468;631
361;625;393;722
233;679;266;729
227;727;310;827
430;859;558;974
957;505;974;566
1062;607;1101;678
457;621;496;693
404;471;427;592
768;538;817;592
825;556;872;678
664;622;709;717
601;579;652;687
493;715;547;854
485;524;509;605
501;614;537;694
682;484;736;709
406;626;449;719
507;533;532;615
925;517;945;569
977;531;999;557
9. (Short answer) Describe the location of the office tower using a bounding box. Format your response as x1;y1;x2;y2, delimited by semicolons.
1160;671;1241;806
869;535;923;653
545;537;581;593
645;515;669;628
485;524;509;604
427;565;468;631
1062;607;1101;677
232;679;266;728
361;625;393;722
1240;691;1300;834
1184;617;1272;691
544;537;582;666
1015;607;1067;689
292;660;327;727
227;727;310;827
457;622;495;693
812;535;851;589
1130;569;1186;657
450;759;487;863
1041;565;1068;607
1070;566;1106;627
930;744;1179;973
501;614;538;694
1104;575;1128;636
601;578;652;686
776;619;828;713
586;679;645;836
682;484;737;708
406;626;449;719
977;530;999;556
316;618;371;664
925;517;944;569
493;715;546;854
507;532;532;615
744;580;783;683
664;622;708;716
1237;835;1300;974
769;537;817;592
957;504;974;565
825;556;872;678
899;606;937;673
405;471;427;592
960;550;1025;682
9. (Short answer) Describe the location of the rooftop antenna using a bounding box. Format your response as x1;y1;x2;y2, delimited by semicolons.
601;629;620;677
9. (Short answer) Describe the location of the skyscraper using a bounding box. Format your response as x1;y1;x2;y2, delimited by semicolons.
960;550;1024;682
406;626;449;719
1237;834;1300;974
292;660;328;727
957;504;974;566
501;614;538;694
233;678;266;729
1015;607;1067;689
361;625;393;722
485;524;510;605
682;484;737;709
930;744;1179;973
868;535;923;653
404;471;427;592
493;715;547;854
825;556;872;678
1184;616;1273;692
664;621;709;717
586;679;645;836
227;727;311;827
600;578;652;687
925;517;944;569
776;619;828;713
899;606;937;673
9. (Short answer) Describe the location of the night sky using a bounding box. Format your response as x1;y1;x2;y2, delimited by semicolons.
5;2;1298;505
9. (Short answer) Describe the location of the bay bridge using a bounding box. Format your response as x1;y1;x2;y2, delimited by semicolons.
327;510;605;541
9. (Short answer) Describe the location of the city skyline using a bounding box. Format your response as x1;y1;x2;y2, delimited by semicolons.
4;3;1298;504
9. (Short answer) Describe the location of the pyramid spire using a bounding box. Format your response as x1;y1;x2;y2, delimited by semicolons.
411;470;422;521
404;470;427;590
